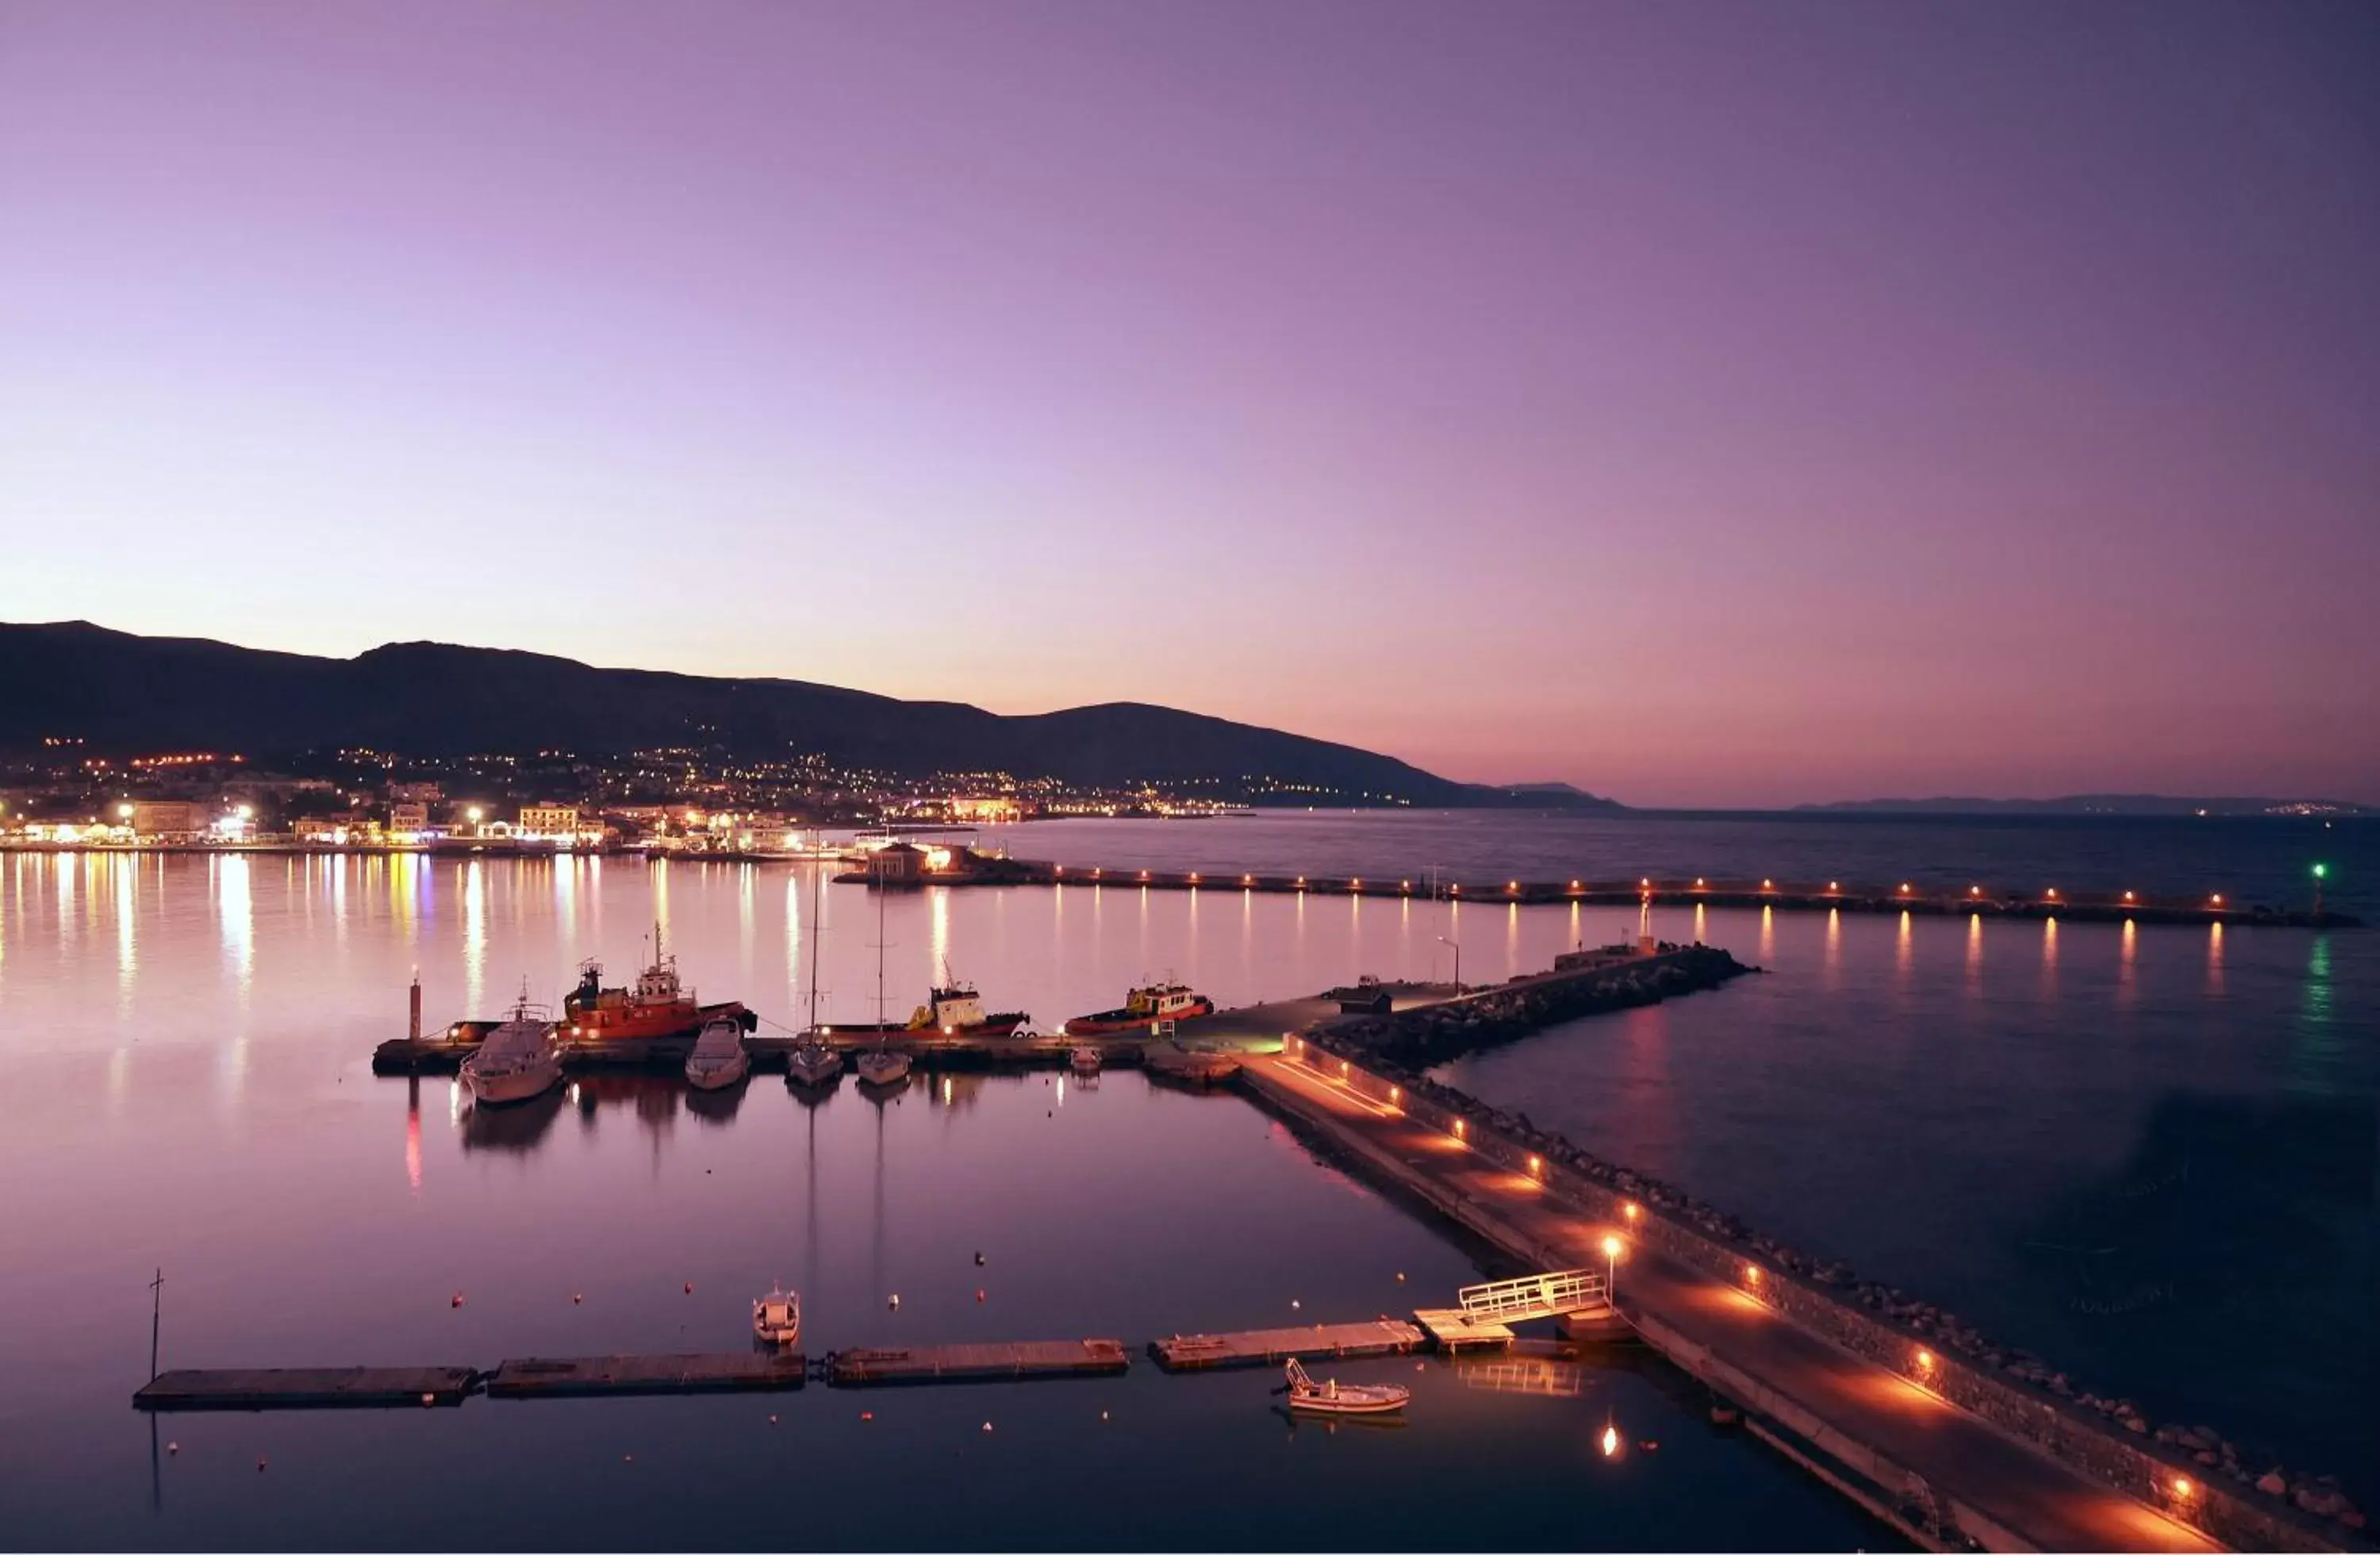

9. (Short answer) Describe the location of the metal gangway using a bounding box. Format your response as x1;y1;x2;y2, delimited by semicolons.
1415;1269;1613;1350
1459;1269;1608;1323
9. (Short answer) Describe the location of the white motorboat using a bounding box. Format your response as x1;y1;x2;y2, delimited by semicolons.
786;1039;843;1088
854;1047;912;1088
1280;1357;1411;1416
459;991;562;1106
752;1284;801;1347
684;1015;750;1091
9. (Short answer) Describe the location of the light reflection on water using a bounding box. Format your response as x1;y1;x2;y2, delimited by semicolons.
0;849;1894;1549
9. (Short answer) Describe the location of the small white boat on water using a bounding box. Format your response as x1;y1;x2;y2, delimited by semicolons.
459;991;562;1106
786;1039;843;1088
1069;1044;1103;1074
854;1047;912;1088
1281;1357;1411;1416
684;1015;750;1091
752;1285;801;1348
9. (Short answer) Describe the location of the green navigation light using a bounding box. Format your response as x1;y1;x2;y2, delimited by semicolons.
2313;863;2328;879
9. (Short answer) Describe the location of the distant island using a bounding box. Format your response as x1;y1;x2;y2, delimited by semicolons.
1797;794;2370;818
0;620;1622;812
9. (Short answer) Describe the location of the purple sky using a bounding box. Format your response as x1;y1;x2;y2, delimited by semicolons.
2;1;2374;805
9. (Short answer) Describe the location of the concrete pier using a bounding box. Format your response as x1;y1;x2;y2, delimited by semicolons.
135;1366;479;1411
827;1339;1128;1385
1149;1320;1426;1372
1238;1051;2334;1553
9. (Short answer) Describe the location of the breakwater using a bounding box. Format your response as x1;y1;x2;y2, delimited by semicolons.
913;858;2356;927
1325;943;1752;1067
1275;1031;2367;1550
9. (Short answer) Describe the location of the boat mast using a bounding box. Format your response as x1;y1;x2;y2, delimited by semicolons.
805;858;823;1035
873;850;888;1030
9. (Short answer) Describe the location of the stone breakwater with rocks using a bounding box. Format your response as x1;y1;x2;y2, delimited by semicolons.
1289;1020;2368;1549
1326;943;1754;1067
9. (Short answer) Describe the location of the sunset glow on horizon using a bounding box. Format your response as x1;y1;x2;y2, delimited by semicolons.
2;1;2374;805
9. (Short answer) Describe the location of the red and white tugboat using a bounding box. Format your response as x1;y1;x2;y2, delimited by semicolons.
563;922;747;1044
1064;979;1215;1037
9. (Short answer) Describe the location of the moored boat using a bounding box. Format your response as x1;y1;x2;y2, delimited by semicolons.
1063;980;1215;1037
785;1039;843;1088
562;922;746;1044
1280;1357;1410;1416
854;1047;912;1088
1069;1044;1103;1074
684;1015;750;1091
820;975;1028;1039
752;1285;801;1348
459;991;562;1106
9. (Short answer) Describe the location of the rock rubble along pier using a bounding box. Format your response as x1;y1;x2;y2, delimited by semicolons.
1326;943;1752;1067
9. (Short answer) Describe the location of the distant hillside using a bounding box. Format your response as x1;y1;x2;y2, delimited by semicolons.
0;621;1613;808
1493;781;1623;808
1798;794;2371;818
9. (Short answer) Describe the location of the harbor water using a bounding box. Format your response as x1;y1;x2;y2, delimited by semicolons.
0;810;2370;1545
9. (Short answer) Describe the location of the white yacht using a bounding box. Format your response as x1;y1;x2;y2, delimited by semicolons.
459;993;562;1106
752;1284;801;1348
684;1015;750;1092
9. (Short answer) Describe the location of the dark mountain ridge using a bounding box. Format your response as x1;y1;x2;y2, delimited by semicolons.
0;621;1618;808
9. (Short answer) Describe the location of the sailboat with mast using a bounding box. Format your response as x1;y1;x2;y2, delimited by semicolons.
852;853;912;1089
786;863;843;1089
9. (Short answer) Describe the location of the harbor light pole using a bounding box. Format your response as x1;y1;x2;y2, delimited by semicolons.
1438;935;1462;993
2313;862;2328;919
1601;1235;1622;1304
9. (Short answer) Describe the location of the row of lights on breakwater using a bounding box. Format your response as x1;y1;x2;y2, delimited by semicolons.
1045;862;2335;911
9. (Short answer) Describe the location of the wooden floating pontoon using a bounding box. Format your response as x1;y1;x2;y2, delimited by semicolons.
1149;1319;1426;1372
827;1338;1130;1386
485;1352;807;1398
134;1366;481;1411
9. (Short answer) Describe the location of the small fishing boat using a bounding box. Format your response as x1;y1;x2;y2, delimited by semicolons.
785;1039;843;1088
1069;1044;1103;1074
752;1285;801;1348
459;989;562;1106
684;1015;750;1091
854;1047;912;1088
1280;1357;1411;1416
1064;980;1215;1037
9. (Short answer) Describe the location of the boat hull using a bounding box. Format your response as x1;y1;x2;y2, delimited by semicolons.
460;1061;562;1106
854;1054;913;1088
824;1014;1027;1040
685;1053;750;1092
1064;999;1214;1038
1288;1388;1411;1415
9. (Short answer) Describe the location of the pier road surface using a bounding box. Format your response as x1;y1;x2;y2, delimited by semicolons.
1247;1055;2221;1555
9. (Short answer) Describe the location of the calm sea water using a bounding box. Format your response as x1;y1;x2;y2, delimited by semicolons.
1000;811;2378;1503
0;842;1875;1552
2;810;2370;1546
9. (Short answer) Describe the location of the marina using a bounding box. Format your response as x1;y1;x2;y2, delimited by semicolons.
9;825;2367;1552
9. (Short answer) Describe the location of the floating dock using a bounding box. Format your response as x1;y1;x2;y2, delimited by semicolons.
827;1339;1129;1385
1149;1319;1426;1372
1411;1308;1519;1349
134;1366;480;1411
485;1352;807;1397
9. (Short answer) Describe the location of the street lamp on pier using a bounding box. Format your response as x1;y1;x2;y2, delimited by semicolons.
1438;935;1462;993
